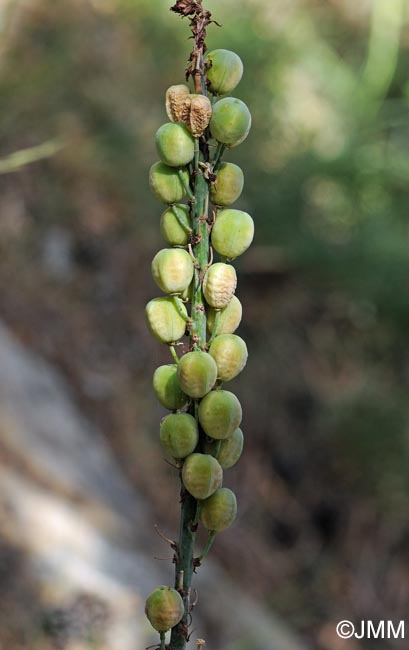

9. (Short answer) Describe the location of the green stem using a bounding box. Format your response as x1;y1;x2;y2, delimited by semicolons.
208;310;221;345
171;296;192;323
178;169;195;202
160;632;166;650
170;205;192;234
199;531;216;563
169;345;179;364
212;142;226;171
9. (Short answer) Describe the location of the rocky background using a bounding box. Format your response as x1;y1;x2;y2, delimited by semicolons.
0;1;409;649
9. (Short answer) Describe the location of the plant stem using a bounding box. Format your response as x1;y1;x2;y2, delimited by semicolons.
169;345;179;364
160;632;166;650
199;531;216;563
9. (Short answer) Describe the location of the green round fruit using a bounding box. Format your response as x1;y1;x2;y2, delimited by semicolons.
210;98;251;148
156;122;195;167
177;351;217;398
207;295;242;336
153;364;188;411
145;297;187;344
203;263;237;309
210;162;244;207
198;390;242;440
206;49;243;95
149;162;189;204
205;427;244;469
200;487;237;532
209;334;248;382
212;209;254;259
151;248;194;294
160;204;191;246
160;413;199;459
145;586;184;632
182;453;223;499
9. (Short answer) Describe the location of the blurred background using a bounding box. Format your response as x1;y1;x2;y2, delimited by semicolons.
0;0;409;648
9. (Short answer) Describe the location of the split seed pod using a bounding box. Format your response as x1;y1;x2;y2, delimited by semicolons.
200;487;237;532
204;427;244;469
203;262;237;309
182;453;223;500
153;364;188;411
160;413;199;459
198;389;242;440
166;84;190;123
155;122;195;167
177;350;217;398
210;162;244;207
182;94;212;137
209;334;248;382
145;297;187;344
212;209;254;259
160;204;191;246
151;248;194;294
206;49;243;95
207;295;242;336
210;97;252;148
149;162;189;204
145;586;184;632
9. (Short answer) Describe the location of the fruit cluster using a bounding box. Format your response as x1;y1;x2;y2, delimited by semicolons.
145;48;253;647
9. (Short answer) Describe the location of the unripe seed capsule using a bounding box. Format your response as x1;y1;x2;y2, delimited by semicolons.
151;248;194;294
145;586;184;632
206;49;243;95
160;204;191;246
212;209;254;259
207;295;242;336
145;297;187;344
155;122;195;167
209;334;248;382
182;453;223;500
198;390;242;440
160;413;199;459
200;487;237;532
210;97;251;148
177;351;217;398
166;84;190;123
210;162;244;207
153;364;188;411
203;262;237;309
149;162;189;204
205;427;244;469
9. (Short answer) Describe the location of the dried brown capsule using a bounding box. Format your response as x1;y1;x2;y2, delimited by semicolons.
165;84;190;122
182;94;212;136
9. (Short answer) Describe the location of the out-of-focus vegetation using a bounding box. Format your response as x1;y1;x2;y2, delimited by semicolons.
1;0;409;648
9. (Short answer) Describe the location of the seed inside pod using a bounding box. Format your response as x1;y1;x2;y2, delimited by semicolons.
204;427;244;469
177;350;217;398
160;413;199;459
212;209;254;259
145;296;187;344
151;248;194;294
203;262;237;309
153;364;188;411
198;389;242;440
165;84;190;122
182;453;223;500
210;162;244;207
145;586;184;632
149;161;189;204
206;49;243;95
209;334;248;382
200;487;237;532
156;122;195;167
206;295;242;336
210;97;252;148
160;204;191;246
